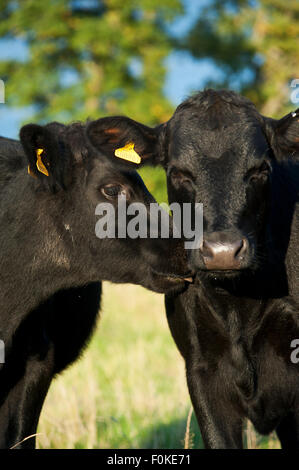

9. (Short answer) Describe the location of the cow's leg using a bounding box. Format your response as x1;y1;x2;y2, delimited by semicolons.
0;352;54;449
166;295;243;449
0;282;101;449
186;366;244;449
276;412;299;449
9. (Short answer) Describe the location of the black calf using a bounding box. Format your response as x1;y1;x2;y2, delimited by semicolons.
100;91;298;448
0;121;191;448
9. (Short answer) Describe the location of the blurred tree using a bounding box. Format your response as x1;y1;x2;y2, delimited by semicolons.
0;0;182;124
183;0;299;117
0;0;184;202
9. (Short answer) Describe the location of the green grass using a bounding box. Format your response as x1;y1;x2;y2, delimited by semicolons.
36;283;280;449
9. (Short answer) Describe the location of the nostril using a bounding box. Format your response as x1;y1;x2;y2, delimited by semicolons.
234;238;247;260
200;233;249;270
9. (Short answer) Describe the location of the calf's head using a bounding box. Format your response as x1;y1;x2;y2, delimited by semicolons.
19;120;191;294
165;90;299;277
96;90;298;279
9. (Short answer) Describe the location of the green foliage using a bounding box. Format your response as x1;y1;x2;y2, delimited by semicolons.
184;0;299;117
0;0;183;201
1;1;297;200
0;0;182;124
139;166;168;204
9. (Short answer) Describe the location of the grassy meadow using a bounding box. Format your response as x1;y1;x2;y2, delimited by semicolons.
36;283;280;449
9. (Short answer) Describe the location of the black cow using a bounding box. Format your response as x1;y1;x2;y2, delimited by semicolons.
0;120;191;449
99;90;298;448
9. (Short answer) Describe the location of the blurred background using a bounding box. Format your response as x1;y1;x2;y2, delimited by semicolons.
0;0;297;448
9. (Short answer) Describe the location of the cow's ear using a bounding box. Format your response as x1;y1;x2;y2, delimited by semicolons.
265;109;299;161
20;123;71;191
86;116;166;168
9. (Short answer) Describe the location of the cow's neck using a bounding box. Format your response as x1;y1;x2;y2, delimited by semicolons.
0;177;94;338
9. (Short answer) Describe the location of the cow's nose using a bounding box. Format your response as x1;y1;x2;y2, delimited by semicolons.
201;232;248;270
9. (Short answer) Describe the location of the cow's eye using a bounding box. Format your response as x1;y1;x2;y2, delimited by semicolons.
101;184;128;199
170;169;192;187
248;162;271;184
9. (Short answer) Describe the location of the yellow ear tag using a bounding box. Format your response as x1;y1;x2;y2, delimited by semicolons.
36;148;49;176
114;142;141;164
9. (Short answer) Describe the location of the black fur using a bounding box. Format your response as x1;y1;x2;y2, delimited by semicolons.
0;121;190;449
165;90;299;449
104;90;298;448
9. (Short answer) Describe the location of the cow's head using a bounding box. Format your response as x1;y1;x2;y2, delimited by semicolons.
164;90;299;278
95;91;299;280
20;119;192;294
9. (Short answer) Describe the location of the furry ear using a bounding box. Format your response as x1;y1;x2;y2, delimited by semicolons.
86;116;166;168
20;123;72;191
264;109;299;161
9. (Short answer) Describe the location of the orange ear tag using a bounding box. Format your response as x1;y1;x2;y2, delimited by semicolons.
36;148;49;176
114;142;141;164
